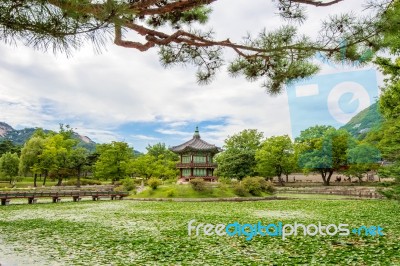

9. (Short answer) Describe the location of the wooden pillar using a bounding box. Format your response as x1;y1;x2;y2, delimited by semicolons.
180;169;183;178
52;197;61;203
73;196;81;202
1;198;10;206
28;197;37;204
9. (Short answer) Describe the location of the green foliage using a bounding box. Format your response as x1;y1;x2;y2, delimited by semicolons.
233;182;248;197
0;152;20;183
345;143;381;182
297;126;355;185
0;200;399;264
147;177;162;190
130;143;179;180
340;102;383;140
256;135;295;182
94;141;133;183
0;139;21;157
216;129;263;179
121;178;135;191
241;176;264;196
189;178;207;192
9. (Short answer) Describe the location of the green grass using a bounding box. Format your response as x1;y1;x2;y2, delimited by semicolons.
0;199;398;265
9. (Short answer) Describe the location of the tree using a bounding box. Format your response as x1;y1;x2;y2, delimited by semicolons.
216;129;263;179
346;143;381;182
0;152;20;184
68;147;90;187
19;136;46;187
0;140;21;157
130;143;179;179
296;126;354;185
42;132;77;186
94;141;133;183
256;135;295;184
0;0;391;93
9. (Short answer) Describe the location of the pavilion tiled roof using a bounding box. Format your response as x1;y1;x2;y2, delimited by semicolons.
170;127;222;154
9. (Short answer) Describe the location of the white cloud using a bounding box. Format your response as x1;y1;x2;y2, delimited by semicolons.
0;0;374;148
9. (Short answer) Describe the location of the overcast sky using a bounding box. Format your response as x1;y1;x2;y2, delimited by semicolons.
0;0;380;152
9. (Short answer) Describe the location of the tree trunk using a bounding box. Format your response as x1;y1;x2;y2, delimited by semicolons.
43;173;47;186
324;171;334;186
278;175;284;186
285;174;289;183
34;173;37;187
57;176;63;186
77;169;81;188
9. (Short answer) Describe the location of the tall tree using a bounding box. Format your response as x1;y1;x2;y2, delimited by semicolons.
0;140;21;157
19;136;46;187
95;141;133;183
130;143;179;179
256;135;295;184
0;0;391;93
346;143;381;182
0;152;20;184
296;126;354;185
216;129;264;179
68;147;90;187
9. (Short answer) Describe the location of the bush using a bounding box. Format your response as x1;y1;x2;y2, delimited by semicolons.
233;183;248;197
240;176;275;196
255;176;276;194
166;188;176;197
242;177;263;196
218;177;232;185
148;178;162;190
190;178;207;192
113;185;124;192
122;178;135;191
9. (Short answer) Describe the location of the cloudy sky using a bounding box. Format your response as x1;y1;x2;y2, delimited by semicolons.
0;0;380;152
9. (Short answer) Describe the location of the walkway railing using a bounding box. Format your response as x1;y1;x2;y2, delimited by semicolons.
0;191;129;205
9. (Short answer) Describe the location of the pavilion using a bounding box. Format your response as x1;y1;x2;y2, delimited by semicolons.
170;127;222;182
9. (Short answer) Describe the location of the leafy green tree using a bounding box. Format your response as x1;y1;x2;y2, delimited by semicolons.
42;132;77;186
297;126;354;186
256;135;295;184
346;143;381;182
130;143;179;180
0;1;390;93
19;136;46;187
68;147;90;187
95;141;134;183
0;140;21;157
0;152;20;184
216;129;264;179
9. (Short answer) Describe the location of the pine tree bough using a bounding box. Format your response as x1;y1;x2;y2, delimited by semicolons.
0;0;395;93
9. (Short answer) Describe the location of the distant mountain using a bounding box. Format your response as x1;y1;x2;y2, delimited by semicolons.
340;102;384;140
0;122;97;151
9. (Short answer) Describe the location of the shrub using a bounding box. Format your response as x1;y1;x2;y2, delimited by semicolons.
166;188;176;197
254;176;276;194
113;185;124;192
122;178;135;191
148;178;162;190
218;177;232;185
242;177;263;196
233;183;248;197
190;178;207;192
